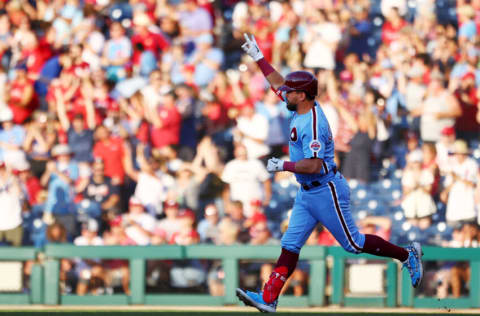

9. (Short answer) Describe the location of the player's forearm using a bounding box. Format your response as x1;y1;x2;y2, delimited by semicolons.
284;159;323;174
257;58;284;90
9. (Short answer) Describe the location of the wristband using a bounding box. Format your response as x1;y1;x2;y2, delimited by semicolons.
257;58;275;77
283;161;296;172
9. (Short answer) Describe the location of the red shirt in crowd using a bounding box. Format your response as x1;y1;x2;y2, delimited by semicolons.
150;106;182;148
93;137;125;184
381;19;407;46
131;31;170;65
25;175;42;206
9;79;37;124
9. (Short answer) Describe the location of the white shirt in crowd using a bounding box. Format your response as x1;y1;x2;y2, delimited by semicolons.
133;172;171;216
0;175;23;231
445;157;479;223
221;158;270;217
236;113;270;159
122;212;156;245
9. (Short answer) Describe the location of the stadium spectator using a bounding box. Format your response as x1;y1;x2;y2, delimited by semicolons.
157;200;183;241
413;70;462;143
102;22;131;82
41;144;79;236
221;144;271;217
197;204;221;244
8;62;37;124
93;124;125;185
23;111;56;178
436;126;456;175
401;150;436;228
121;196;156;245
77;158;120;224
0;107;26;169
0;156;24;246
73;219;104;295
206;217;241;296
441;140;479;225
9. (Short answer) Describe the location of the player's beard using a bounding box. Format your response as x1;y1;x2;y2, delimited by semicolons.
286;101;297;111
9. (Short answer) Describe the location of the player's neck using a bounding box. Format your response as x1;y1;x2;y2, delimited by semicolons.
296;100;315;115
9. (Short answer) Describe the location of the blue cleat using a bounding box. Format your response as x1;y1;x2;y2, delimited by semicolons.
403;241;424;288
236;288;277;313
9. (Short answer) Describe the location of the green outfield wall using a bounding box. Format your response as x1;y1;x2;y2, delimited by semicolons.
0;246;478;308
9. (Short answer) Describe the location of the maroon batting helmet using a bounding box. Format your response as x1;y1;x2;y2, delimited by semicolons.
278;71;318;98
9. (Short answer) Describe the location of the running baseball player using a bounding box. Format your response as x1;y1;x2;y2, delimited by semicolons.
236;34;423;313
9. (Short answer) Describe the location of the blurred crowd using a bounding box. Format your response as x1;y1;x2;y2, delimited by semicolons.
0;0;479;299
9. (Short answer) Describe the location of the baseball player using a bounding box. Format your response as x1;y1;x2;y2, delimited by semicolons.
236;34;423;313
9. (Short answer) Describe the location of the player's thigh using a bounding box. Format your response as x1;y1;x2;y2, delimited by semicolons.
281;196;318;254
312;176;365;253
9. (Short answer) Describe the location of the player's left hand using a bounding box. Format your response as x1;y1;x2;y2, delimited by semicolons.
267;157;284;172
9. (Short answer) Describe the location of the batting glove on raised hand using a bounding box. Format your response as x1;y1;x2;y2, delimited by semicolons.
242;33;264;62
267;157;285;172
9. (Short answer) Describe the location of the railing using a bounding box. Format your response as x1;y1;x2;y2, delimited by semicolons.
0;247;41;304
43;244;326;306
0;245;479;308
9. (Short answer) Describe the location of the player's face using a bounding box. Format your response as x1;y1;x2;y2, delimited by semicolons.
285;91;299;111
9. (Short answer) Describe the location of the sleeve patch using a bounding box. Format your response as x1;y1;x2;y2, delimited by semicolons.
309;140;322;152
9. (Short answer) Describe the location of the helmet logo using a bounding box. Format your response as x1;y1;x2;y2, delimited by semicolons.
290;127;298;142
309;140;321;152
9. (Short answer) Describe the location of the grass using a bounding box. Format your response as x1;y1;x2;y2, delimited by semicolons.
0;312;474;316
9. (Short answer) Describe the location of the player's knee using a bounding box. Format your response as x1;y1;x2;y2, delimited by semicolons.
342;244;361;254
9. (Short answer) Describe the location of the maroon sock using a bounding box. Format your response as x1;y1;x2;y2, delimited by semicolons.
362;234;409;262
263;248;299;303
275;248;299;278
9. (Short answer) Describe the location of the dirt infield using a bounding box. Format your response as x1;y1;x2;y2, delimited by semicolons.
0;305;480;314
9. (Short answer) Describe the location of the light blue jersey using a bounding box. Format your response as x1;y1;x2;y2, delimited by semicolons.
281;101;365;255
288;101;336;184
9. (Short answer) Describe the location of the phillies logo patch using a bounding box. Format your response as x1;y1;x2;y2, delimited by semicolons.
309;140;321;152
290;127;298;142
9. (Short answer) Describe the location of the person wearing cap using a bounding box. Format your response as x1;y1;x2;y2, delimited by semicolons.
453;71;480;143
187;32;223;88
55;82;96;163
73;219;104;295
41;143;79;235
197;204;220;244
239;32;425;313
399;61;426;131
15;159;42;207
441;140;478;224
122;196;156;245
221;143;271;217
157;200;183;241
145;87;182;149
92;124;126;185
78;159;120;220
23;111;57;178
436;126;456;175
0;107;26;169
457;5;477;44
102;22;132;82
131;12;169;67
8;60;38;124
411;70;462;143
123;142;168;216
0;155;24;246
401;149;436;228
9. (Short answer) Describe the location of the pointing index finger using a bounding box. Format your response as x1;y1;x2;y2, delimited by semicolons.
243;33;250;42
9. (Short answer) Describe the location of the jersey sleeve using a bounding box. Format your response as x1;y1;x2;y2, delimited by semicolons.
301;106;325;159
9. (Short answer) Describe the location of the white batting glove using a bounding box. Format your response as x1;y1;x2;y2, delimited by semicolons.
241;33;264;62
267;157;284;172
